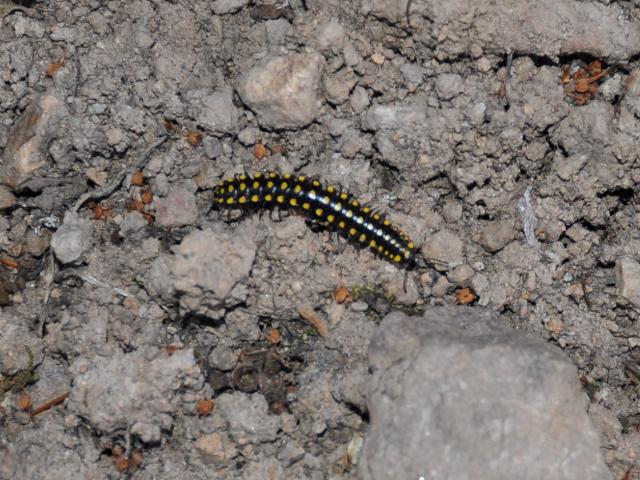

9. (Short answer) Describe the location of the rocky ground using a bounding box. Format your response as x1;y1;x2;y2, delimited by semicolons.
1;0;640;478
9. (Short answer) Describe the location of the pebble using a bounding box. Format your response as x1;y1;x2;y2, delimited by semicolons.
236;53;325;129
350;86;370;114
216;392;282;444
50;212;95;264
435;73;464;100
476;219;516;253
447;264;474;284
195;432;238;466
211;0;249;14
119;211;148;237
0;185;17;209
615;257;640;307
420;229;464;271
154;187;198;227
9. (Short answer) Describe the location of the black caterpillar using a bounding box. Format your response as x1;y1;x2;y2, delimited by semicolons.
213;172;415;266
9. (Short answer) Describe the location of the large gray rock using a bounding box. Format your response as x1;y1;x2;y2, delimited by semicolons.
361;307;612;480
236;53;325;129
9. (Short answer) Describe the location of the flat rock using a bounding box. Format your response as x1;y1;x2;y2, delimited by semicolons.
171;229;256;318
365;0;640;61
68;347;200;434
187;88;240;134
476;219;516;253
361;307;612;480
236;53;325;129
0;94;68;189
0;185;16;209
50;212;94;264
615;257;640;307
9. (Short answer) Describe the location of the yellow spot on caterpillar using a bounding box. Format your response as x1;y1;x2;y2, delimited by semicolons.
298;175;306;182
393;254;402;262
294;185;302;193
315;208;323;217
351;200;360;207
408;242;414;249
385;250;390;257
327;214;335;222
226;197;235;204
217;198;224;203
346;210;353;218
255;172;263;178
359;233;367;242
269;172;277;178
339;221;346;229
349;228;357;236
239;183;247;191
284;173;292;179
253;181;260;189
267;181;274;188
218;180;225;186
239;196;247;204
290;198;298;206
280;182;288;190
340;193;348;200
227;185;235;193
373;214;381;221
265;194;273;202
303;202;310;210
335;202;342;210
404;251;411;258
322;196;330;205
369;240;376;248
251;194;260;202
312;180;321;187
327;185;335;193
363;207;370;213
378;246;384;252
308;189;317;199
277;195;285;203
383;219;391;226
239;174;247;180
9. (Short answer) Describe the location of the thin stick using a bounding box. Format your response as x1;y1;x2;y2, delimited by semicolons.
71;136;167;213
30;391;70;417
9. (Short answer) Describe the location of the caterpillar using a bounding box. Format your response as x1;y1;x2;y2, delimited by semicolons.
212;172;415;266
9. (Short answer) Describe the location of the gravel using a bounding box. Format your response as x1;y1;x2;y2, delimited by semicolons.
1;0;639;478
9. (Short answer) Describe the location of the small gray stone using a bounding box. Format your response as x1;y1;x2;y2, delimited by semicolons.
442;200;463;223
435;73;464;100
350;86;370;114
316;20;346;51
217;392;282;444
447;264;474;284
325;68;358;105
0;185;17;209
0;314;44;376
421;229;464;271
237;127;261;146
361;308;612;480
476;220;516;253
202;136;224;159
208;344;237;371
236;53;325;129
119;211;148;237
188;88;240;134
154;187;198;227
211;0;249;14
195;432;238;466
172;229;256;318
50;212;94;264
615;257;640;307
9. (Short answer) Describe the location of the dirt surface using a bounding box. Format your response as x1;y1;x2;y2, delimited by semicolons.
1;0;640;478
